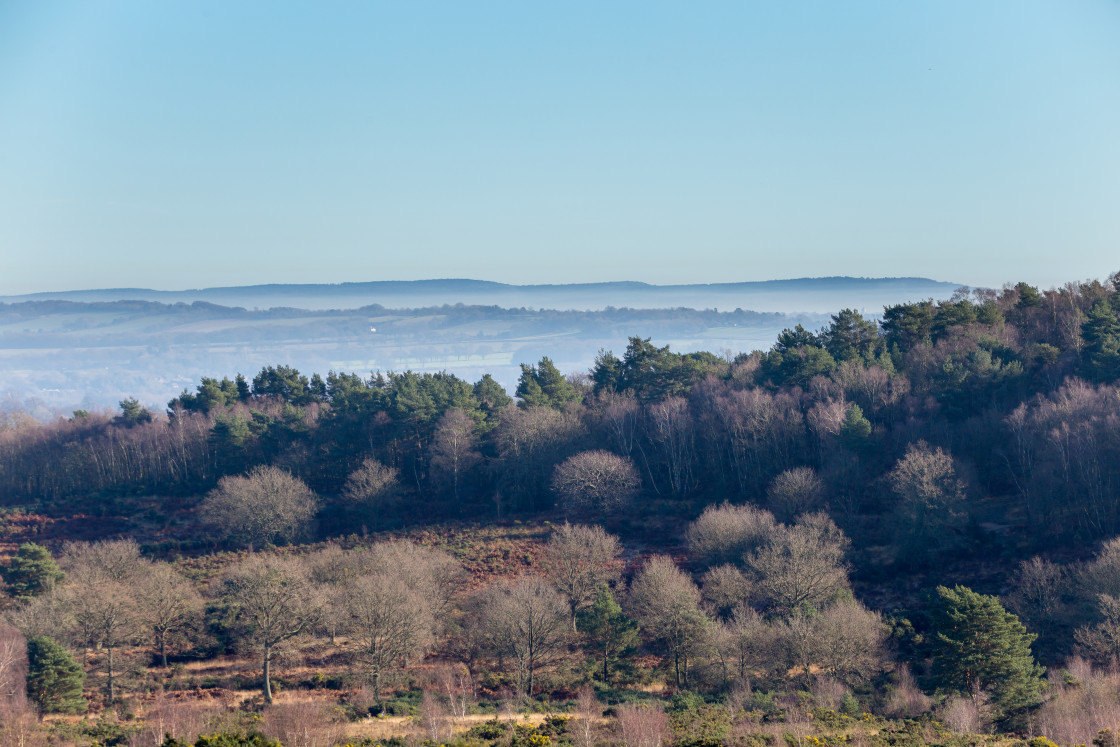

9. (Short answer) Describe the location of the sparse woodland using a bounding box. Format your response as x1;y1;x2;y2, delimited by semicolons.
4;274;1120;746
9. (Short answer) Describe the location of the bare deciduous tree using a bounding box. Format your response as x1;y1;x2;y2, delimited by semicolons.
1078;537;1120;598
647;397;696;496
551;450;640;517
1035;657;1120;745
0;624;27;707
135;563;203;667
58;540;148;701
130;694;220;747
721;605;774;682
344;572;433;699
306;543;356;645
816;601;886;686
428;662;474;723
1004;556;1065;639
477;577;569;696
492;405;584;513
766;467;826;522
686;502;776;567
572;686;601;747
776;600;884;690
341;459;400;530
357;540;464;625
616;703;669;747
747;513;849;616
599;391;640;457
700;564;752;620
776;608;829;690
419;691;451;743
888;441;966;555
430;409;481;502
628;556;709;688
260;701;347;747
59;539;144;583
1074;594;1120;664
693;383;806;497
202;466;318;547
0;699;41;747
885;664;932;719
215;554;321;703
544;523;622;630
4;590;73;643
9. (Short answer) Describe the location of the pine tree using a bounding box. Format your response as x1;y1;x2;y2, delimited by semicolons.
823;309;880;362
840;404;872;448
578;585;639;685
1082;297;1120;381
929;585;1043;725
26;636;86;715
3;542;64;599
116;397;153;426
515;366;550;408
473;373;512;421
516;357;578;409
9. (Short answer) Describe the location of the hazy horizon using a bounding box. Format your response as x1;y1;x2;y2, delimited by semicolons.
0;275;964;414
2;273;963;297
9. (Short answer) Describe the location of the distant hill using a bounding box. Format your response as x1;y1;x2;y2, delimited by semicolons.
0;276;964;314
0;276;969;413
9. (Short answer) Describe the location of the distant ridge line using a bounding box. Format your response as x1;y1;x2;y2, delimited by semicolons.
4;276;962;299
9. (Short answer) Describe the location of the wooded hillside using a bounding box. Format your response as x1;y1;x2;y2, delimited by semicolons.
2;272;1120;746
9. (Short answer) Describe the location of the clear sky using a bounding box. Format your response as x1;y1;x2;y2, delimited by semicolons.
1;1;1118;295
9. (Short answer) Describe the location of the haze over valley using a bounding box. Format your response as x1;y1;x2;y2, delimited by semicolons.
0;276;959;414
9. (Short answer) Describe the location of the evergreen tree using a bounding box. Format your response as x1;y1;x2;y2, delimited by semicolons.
116;397;153;426
3;542;64;599
929;585;1043;725
210;415;253;474
1082;297;1120;381
515;367;550;408
931;299;979;341
823;309;880;362
591;349;623;393
881;300;935;352
764;345;836;387
252;365;315;404
516;357;577;409
235;373;252;400
473;373;512;422
1015;282;1042;308
578;585;639;685
26;636;86;714
840;404;872;448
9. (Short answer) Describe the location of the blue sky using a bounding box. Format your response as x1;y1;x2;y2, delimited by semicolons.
1;1;1118;294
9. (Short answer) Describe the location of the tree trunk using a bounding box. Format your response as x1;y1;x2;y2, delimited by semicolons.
107;646;115;702
160;634;168;668
263;648;273;703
